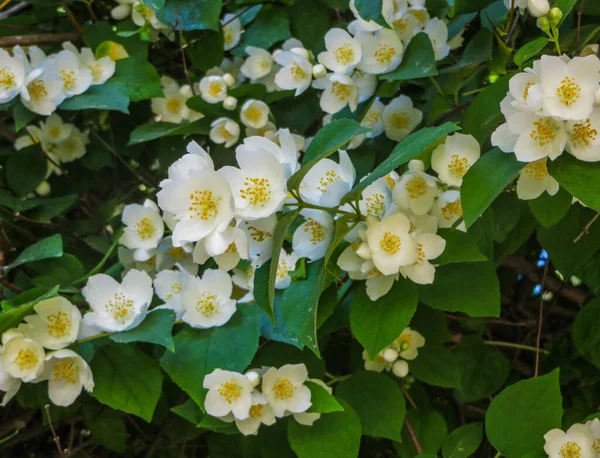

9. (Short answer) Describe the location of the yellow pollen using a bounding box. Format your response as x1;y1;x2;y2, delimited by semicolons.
448;154;470;178
166;246;188;262
415;243;425;263
208;81;223;98
60;69;76;91
441;199;462;220
380;232;401;255
411;9;428;23
523;159;548;181
0;67;16;89
593;438;600;454
304;218;326;244
218;381;242;404
556;76;581;106
135;217;155;240
49;126;62;139
384;175;397;190
28;80;47;101
52;358;78;384
244;222;272;242
106;292;134;321
317;169;342;193
258;58;270;70
136;4;154;20
365;192;386;216
89;64;102;79
218;123;233;139
367;268;384;277
331;81;350;101
189;190;218;220
273;378;295;400
570;119;598;146
523;81;534;101
406;175;428;199
529;118;556;147
363;110;381;127
225;242;238;253
391;113;409;129
394;18;408;31
14;349;38;371
244;105;263;124
166;98;182;114
47;311;71;337
395;333;413;349
165;282;182;301
196;293;218;317
240;176;271;205
333;43;355;65
249;404;264;418
276;259;290;279
223;28;235;46
374;44;396;65
290;63;306;81
559;441;582;458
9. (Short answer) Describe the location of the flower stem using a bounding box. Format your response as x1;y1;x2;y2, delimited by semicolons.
288;202;364;221
71;229;124;286
484;340;550;355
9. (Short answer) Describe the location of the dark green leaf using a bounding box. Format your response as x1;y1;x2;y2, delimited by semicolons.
83;405;127;454
573;297;600;368
554;0;577;25
410;343;461;389
548;154;600;212
514;38;549;67
287;0;330;54
0;286;59;334
110;309;176;351
463;76;510;144
156;0;223;31
186;30;224;71
395;409;448;456
13;103;36;132
442;423;484;458
234;6;291;52
82;21;148;59
443;29;493;72
128;119;210;145
227;83;268;100
410;305;452;344
453;0;494;14
30;254;84;289
171;398;203;424
5;235;63;273
5;146;48;196
434;228;487;264
353;0;389;28
305;381;343;413
382;33;437;81
527;187;572;228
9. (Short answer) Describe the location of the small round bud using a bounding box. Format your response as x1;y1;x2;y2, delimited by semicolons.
35;180;51;197
223;96;238;110
312;64;326;79
542;290;554;302
527;0;550;18
537;17;551;34
382;348;399;363
245;371;261;388
405;375;415;384
291;47;309;59
223;73;236;87
392;360;409;378
548;7;562;25
571;275;582;287
408;159;425;171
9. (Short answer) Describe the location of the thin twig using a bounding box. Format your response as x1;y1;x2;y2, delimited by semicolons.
85;1;99;23
63;4;82;34
401;387;417;409
576;0;586;53
0;32;80;47
574;212;600;243
535;261;549;377
484;340;551;355
45;405;65;458
404;418;422;455
178;27;195;95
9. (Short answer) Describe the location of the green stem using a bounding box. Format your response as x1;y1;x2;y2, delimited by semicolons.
550;24;562;55
325;372;352;386
429;76;452;106
484;340;550;355
71;229;124;286
288;202;364;221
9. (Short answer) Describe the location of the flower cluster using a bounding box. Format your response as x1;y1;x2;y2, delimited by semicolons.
492;54;600;200
363;327;425;378
203;364;327;436
111;0;170;39
151;76;204;124
543;418;600;458
0;297;93;407
0;42;116;115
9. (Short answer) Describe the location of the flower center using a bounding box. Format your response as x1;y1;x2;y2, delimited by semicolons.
380;232;401;255
166;98;182;114
189;190;219;220
304;218;326;244
441;199;462;220
47;311;71;337
89;63;102;79
208;81;223;98
240;176;272;205
276;259;291;279
14;349;38;371
396;333;413;349
448;154;470;178
135;217;155;240
291;63;306;81
593;438;600;454
384;175;397;189
0;67;16;89
60;69;76;91
365;192;386;216
196;292;218;317
223;28;235;46
391;113;409;129
106;292;134;321
317;169;342;193
165;282;182;300
273;378;295;400
570;119;598;146
244;222;272;242
249;404;264;418
524;159;548;181
49;126;62;139
166;247;188;261
559;441;582;458
529;118;556;147
394;18;408;31
556;76;581;106
28;80;48;101
333;43;355;65
523;81;534;101
363;110;381;127
218;381;242;404
244;106;263;124
331;81;350;101
52;358;78;384
406;175;428;199
374;44;396;64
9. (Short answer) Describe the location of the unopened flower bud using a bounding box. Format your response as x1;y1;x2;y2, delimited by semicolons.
548;7;562;26
382;348;399;363
408;159;425;171
537;17;551;34
245;371;260;388
223;73;236;87
392;360;409;378
312;64;326;79
291;47;309;59
223;96;238;110
527;0;550;18
35;180;51;196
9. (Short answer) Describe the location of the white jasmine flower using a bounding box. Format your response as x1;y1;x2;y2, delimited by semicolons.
585;418;600;453
238;131;299;179
582;44;600;57
318;28;362;74
153;269;185;319
359;177;394;217
234;391;276;435
204;369;253;419
383;95;423;141
527;0;550;17
357;29;404;75
118;247;157;277
132;1;166;29
81;269;153;332
490;122;519;153
349;0;394;32
262;364;312;417
392;359;409;377
209;117;240;147
151;76;193;124
14;125;44;151
19;297;81;350
312;73;359;114
22;73;64;115
241;47;273;80
156;236;198;275
1;331;45;382
180;269;236;328
0;359;21;406
540;55;600;121
79;48;115;85
293;379;331;426
274;50;313;95
503;0;528;11
199;75;228;104
0;48;28;104
400;233;445;284
565;108;600;162
424;18;450;61
240;216;277;267
292;209;334;262
46;50;93;97
508;70;543;113
299;149;356;207
51;127;89;163
222;14;243;51
391;11;421;43
240;99;270;129
165;140;214;181
246;120;277;139
431;190;464;230
544;424;596;458
516;158;559;200
392;160;438;215
363;100;386;138
193;226;249;271
36;350;94;407
393;327;425;359
40;114;73;145
363;349;393;372
365;212;418;275
232;266;255;303
352;68;378;102
503;112;567;162
120;199;165;262
275;249;299;289
431;133;481;187
111;0;133;20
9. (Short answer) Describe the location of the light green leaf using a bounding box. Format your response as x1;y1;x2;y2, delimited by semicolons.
91;343;164;422
171;398;203;424
573;297;600;368
5;234;63;273
410;343;461;389
0;285;59;334
418;262;500;317
128;119;210;145
395;409;448;456
288;399;362;458
527;187;572;228
548;154;600;212
110;309;176;351
336;371;405;441
350;277;418;359
305;381;344;414
5;146;48;197
110;57;163;102
485;370;563;458
156;0;223;31
442;423;484;458
434;228;487;264
514;37;549;67
461;148;525;228
160;305;260;407
382;33;437;80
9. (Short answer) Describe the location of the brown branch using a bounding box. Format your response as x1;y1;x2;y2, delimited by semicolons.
0;32;80;47
576;0;586;53
63;4;82;35
535;261;549;377
45;405;66;458
404;418;422;455
574;212;599;243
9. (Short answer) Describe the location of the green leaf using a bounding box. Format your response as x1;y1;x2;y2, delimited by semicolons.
82;21;148;59
453;0;494;14
288;119;370;191
305;381;343;414
287;0;330;54
228;83;268;100
463;76;510;144
442;423;484;458
395;409;448;456
83;405;127;454
171;398;203;424
0;189;41;212
410;343;462;389
160;304;260;407
434;229;487;264
288;399;362;458
353;0;389;28
342;122;460;204
156;0;223;31
350;277;418;359
128;119;210;145
336;371;405;441
110;309;176;351
443;29;493;72
454;335;510;402
418;262;500;317
90;343;164;422
30;254;84;289
0;286;59;334
186;95;230;117
381;32;437;81
235;6;291;52
485;370;563;458
29;194;78;222
513;37;549;67
461;148;525;228
13;103;36;132
5;146;48;197
410;305;452;344
110;57;163;102
186;30;224;71
573;297;600;368
59;83;130;113
548;154;600;212
5;234;63;273
527;187;572;228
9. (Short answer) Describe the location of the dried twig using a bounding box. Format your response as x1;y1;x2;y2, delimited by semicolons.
574;212;600;243
404;418;422;455
0;32;80;47
576;0;586;53
45;405;66;458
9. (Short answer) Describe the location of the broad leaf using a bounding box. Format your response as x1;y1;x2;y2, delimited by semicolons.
442;423;484;458
110;309;176;351
514;38;549;67
5;146;48;197
0;286;59;334
573;297;600;368
434;229;487;264
395;409;448;456
5;235;63;273
353;0;390;28
305;381;344;414
548;154;600;212
410;343;462;389
463;76;510;144
527;187;572;228
156;0;223;31
382;33;437;81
